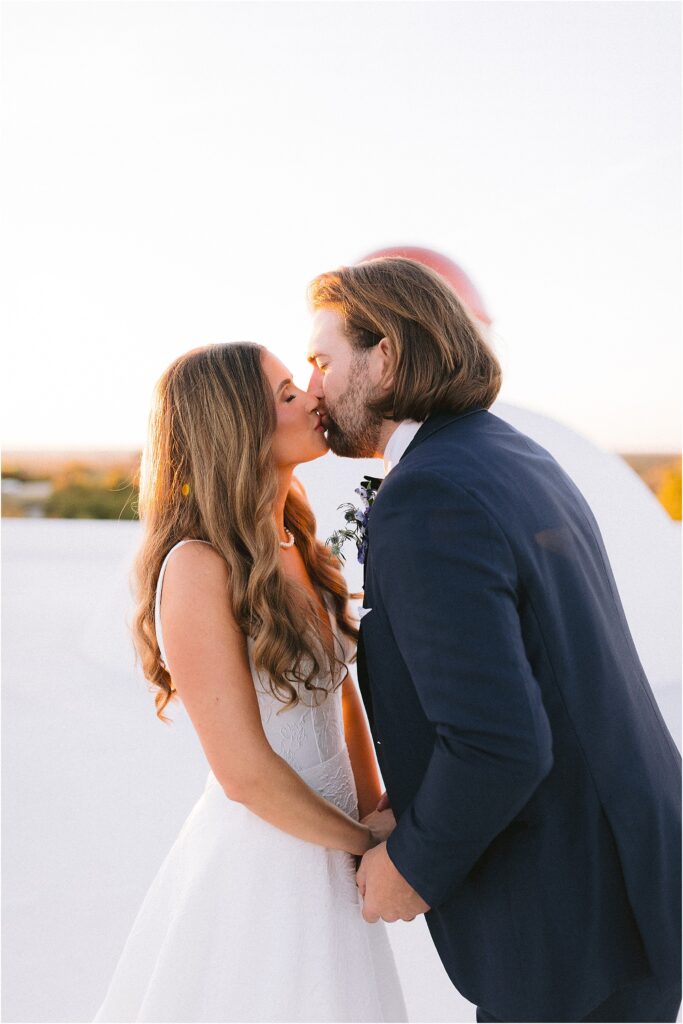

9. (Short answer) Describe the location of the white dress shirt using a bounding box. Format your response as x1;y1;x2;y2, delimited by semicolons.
383;419;424;476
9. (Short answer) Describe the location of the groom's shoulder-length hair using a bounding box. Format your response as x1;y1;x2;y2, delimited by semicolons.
308;256;501;422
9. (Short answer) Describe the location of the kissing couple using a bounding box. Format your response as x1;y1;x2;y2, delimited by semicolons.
94;257;680;1023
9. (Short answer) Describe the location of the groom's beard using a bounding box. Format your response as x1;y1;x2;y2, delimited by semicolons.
324;355;385;459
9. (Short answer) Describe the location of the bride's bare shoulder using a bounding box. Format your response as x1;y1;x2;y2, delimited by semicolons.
162;540;231;600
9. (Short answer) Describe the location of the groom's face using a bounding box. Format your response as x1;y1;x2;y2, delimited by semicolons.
306;308;385;458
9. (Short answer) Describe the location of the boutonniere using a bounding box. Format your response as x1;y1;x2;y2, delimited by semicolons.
326;475;383;565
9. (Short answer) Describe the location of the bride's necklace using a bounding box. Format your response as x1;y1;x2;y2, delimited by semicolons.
279;529;295;549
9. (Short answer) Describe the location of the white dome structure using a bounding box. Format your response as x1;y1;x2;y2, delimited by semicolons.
492;400;681;748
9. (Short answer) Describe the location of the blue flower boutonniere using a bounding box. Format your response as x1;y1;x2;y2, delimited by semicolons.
326;475;383;565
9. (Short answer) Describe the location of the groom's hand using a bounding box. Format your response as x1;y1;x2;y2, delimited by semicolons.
360;807;397;844
356;842;431;923
376;791;391;811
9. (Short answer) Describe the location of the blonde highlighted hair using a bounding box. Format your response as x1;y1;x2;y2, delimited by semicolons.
132;342;357;722
308;256;502;420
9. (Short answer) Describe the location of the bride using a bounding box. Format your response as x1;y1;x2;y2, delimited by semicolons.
93;342;407;1023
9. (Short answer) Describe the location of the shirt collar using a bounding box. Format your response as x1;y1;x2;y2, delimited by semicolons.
383;419;424;476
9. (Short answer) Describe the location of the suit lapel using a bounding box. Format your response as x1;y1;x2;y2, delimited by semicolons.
357;407;485;736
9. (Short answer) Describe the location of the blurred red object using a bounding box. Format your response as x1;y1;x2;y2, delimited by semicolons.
360;245;492;326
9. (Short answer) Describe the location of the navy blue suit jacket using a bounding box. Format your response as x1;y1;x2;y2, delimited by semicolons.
358;409;681;1022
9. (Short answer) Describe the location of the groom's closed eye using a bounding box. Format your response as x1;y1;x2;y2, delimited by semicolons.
307;353;329;371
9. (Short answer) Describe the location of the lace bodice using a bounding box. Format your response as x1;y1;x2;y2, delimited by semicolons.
154;539;359;818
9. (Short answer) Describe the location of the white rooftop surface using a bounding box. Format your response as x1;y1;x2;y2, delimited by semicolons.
3;412;681;1022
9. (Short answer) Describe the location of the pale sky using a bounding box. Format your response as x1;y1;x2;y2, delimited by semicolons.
1;1;680;453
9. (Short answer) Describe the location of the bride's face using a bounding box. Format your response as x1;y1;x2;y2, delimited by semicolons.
261;349;329;468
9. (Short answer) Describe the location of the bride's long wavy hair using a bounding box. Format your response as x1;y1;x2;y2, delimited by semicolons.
132;342;358;722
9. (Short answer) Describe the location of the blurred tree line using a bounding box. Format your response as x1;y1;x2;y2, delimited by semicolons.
44;462;139;519
656;464;682;521
2;453;681;521
2;459;139;519
622;455;681;522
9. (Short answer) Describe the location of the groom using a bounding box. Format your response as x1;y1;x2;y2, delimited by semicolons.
306;257;681;1023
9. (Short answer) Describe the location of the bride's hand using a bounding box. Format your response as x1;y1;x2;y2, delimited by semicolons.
360;807;397;846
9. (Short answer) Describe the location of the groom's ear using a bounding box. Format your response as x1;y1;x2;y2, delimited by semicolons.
375;336;397;394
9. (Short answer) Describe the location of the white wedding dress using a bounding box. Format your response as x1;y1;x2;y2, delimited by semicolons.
94;539;407;1023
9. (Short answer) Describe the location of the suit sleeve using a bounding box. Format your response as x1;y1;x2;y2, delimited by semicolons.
375;470;554;909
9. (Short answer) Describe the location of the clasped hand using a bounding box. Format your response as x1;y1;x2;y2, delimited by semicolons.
356;793;431;924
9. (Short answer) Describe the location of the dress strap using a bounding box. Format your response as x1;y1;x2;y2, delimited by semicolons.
155;539;214;670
